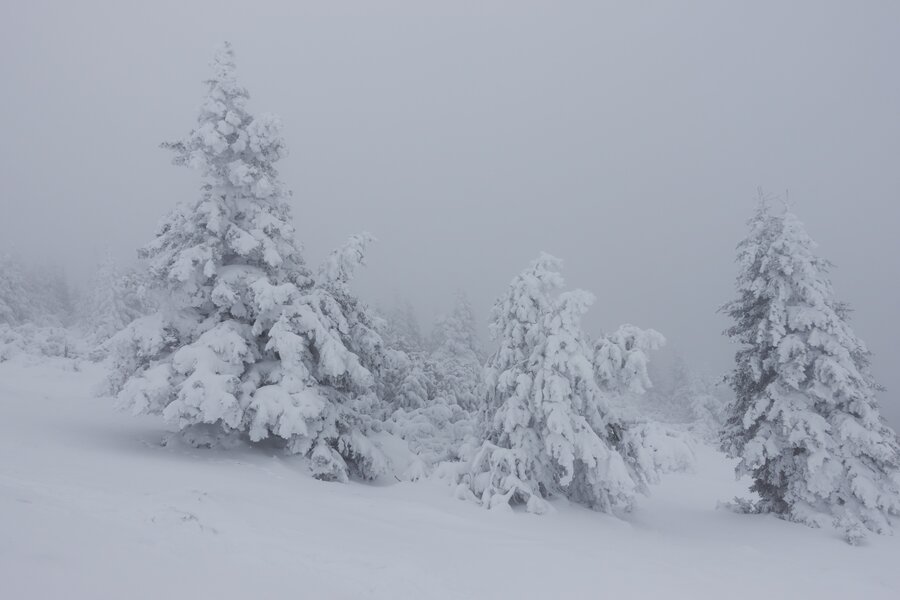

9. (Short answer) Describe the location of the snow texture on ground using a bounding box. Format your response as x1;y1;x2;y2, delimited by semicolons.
1;357;898;599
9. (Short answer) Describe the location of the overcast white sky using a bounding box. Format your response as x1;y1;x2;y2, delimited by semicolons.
1;1;898;423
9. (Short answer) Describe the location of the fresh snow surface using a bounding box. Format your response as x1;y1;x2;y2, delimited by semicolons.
2;357;899;600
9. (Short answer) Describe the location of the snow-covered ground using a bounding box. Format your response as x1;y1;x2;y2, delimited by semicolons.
2;357;898;600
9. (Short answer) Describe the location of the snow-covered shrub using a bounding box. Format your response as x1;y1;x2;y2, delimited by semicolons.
0;323;87;362
720;198;900;543
374;294;483;471
593;324;667;426
375;315;478;472
619;422;696;480
398;361;432;410
458;254;647;514
384;402;476;467
594;324;665;396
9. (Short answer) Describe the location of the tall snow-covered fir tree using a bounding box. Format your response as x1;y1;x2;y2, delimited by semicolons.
460;254;644;513
109;43;390;482
721;198;900;543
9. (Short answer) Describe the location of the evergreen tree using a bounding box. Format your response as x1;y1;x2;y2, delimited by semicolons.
396;362;430;410
669;355;725;439
81;252;151;345
0;253;29;326
36;264;75;325
381;299;424;355
666;355;697;422
460;254;643;513
428;291;483;410
110;43;389;482
377;297;438;410
721;199;900;543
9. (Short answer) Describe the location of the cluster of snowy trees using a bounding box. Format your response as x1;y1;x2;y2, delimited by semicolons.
378;294;484;468
5;44;897;545
0;254;81;360
0;254;74;328
100;44;677;510
104;46;900;543
0;250;154;361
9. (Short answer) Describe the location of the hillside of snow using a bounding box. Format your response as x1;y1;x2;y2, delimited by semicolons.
2;356;898;600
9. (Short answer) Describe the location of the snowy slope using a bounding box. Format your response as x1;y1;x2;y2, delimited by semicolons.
1;357;898;600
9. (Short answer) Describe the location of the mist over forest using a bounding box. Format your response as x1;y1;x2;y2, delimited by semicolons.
2;1;897;425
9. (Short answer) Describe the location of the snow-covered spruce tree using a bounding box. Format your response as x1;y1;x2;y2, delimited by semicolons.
396;362;430;410
428;291;483;411
668;356;726;438
81;252;152;347
721;200;900;543
381;299;425;355
110;43;389;482
376;299;432;405
668;355;698;422
460;254;644;513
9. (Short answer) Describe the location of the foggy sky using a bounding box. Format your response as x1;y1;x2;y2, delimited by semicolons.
2;1;898;424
